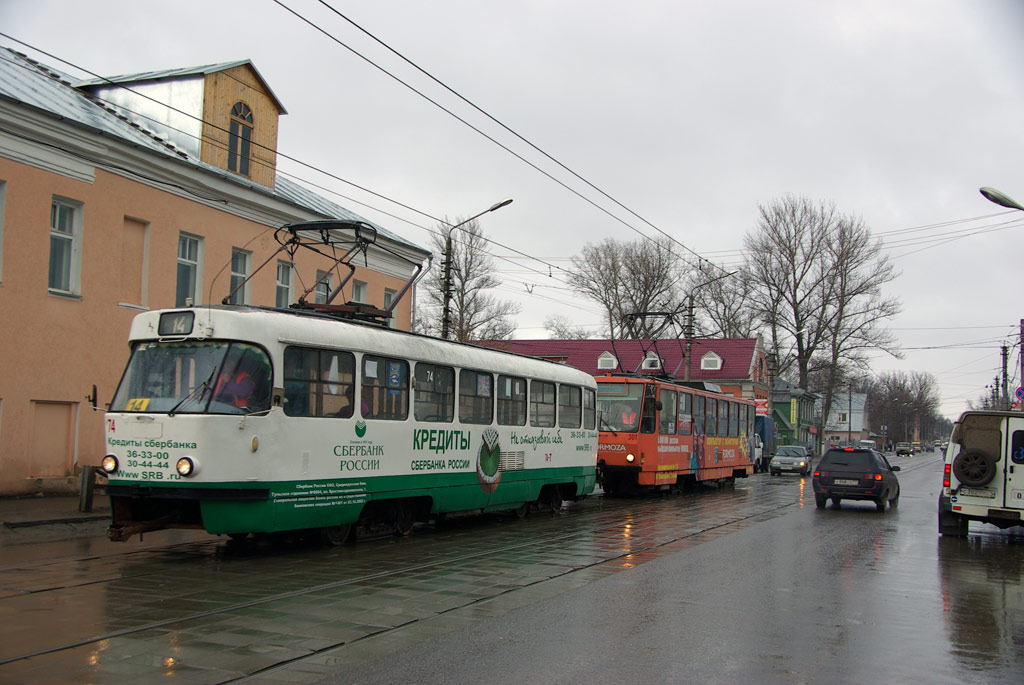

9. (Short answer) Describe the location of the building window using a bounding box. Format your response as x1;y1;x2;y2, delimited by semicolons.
700;352;722;371
228;102;253;176
352;280;367;303
276;262;293;308
314;270;332;304
176;233;202;306
228;248;251;305
384;288;397;328
48;197;83;295
597;351;618;370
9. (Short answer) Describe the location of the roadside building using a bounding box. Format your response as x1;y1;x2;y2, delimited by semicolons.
772;379;820;454
0;50;429;495
480;337;772;402
821;392;873;448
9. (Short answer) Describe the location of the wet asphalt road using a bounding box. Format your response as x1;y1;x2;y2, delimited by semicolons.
320;454;1024;685
0;453;1021;684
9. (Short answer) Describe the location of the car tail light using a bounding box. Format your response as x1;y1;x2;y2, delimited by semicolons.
868;473;882;481
943;463;951;488
814;470;825;477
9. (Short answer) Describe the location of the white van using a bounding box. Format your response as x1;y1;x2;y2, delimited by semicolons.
938;411;1024;537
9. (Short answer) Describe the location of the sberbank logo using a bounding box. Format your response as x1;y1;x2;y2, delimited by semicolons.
355;420;367;438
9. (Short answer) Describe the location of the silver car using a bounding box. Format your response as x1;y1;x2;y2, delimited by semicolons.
770;445;811;477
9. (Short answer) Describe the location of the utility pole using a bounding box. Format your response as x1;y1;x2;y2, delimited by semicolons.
1002;344;1010;410
439;199;513;340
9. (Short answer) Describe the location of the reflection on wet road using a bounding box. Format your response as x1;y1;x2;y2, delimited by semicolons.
0;454;1021;683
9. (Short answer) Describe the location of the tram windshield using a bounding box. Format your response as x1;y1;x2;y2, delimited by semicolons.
596;383;644;432
110;341;272;415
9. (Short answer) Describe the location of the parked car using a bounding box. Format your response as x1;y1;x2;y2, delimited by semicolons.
770;445;811;477
939;411;1024;537
895;442;913;457
813;447;901;511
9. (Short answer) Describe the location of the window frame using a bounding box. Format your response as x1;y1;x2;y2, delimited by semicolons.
459;369;494;425
530;380;556;427
659;388;677;435
48;197;84;296
228;102;253;176
229;247;251;305
414;362;455;423
361;354;410;421
276;261;293;308
497;374;527;426
558;384;583;429
175;232;203;307
283;346;355;418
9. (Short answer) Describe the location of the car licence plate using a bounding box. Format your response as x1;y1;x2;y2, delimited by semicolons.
958;487;996;499
834;479;859;485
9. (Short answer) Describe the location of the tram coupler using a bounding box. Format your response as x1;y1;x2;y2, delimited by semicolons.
107;513;178;542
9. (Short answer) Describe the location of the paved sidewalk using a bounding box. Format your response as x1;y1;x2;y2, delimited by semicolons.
0;492;110;531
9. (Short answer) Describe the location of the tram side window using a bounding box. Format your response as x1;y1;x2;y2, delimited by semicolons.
414;363;454;422
719;400;730;437
283;347;354;418
706;398;718;437
678;392;692;435
558;385;582;428
459;370;493;424
583;388;596;430
497;375;527;426
530;380;556;427
362;355;409;420
659;389;677;435
731;403;741;437
641;383;657;433
693;395;705;436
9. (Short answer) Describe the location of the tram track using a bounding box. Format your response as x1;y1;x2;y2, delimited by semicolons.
0;480;801;675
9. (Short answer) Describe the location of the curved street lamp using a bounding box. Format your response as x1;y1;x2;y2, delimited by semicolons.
441;198;513;340
980;187;1024;411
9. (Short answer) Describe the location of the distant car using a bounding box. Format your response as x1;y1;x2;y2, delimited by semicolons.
813;447;901;511
770;445;811;477
895;442;913;457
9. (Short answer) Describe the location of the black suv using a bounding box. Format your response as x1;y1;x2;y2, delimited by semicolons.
812;447;901;511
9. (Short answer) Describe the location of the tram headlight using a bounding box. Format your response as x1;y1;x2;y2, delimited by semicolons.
626;453;636;463
176;457;198;477
101;455;119;474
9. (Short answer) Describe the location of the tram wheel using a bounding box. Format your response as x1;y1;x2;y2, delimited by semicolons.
392;502;415;537
542;488;563;513
511;501;530;519
321;524;351;546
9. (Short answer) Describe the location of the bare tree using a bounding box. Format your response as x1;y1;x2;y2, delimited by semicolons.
569;237;685;338
544;314;592;339
689;267;760;338
745;195;901;432
417;218;520;342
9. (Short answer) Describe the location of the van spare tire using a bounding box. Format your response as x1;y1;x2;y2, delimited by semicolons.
952;449;997;487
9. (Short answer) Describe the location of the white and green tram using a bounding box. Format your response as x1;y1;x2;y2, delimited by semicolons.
102;306;598;542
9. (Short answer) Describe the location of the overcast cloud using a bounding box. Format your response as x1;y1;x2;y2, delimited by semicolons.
3;0;1024;420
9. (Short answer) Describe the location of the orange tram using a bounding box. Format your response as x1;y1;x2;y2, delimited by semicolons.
595;375;756;495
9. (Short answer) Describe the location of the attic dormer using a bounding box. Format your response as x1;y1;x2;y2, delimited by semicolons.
78;60;286;188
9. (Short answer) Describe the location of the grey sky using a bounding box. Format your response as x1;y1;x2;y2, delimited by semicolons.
3;0;1024;420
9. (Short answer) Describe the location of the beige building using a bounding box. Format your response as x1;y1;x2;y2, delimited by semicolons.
0;50;429;496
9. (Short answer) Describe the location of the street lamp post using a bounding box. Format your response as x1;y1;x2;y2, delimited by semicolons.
440;198;513;340
980;187;1024;411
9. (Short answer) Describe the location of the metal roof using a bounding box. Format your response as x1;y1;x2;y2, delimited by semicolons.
0;48;426;255
76;59;288;114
